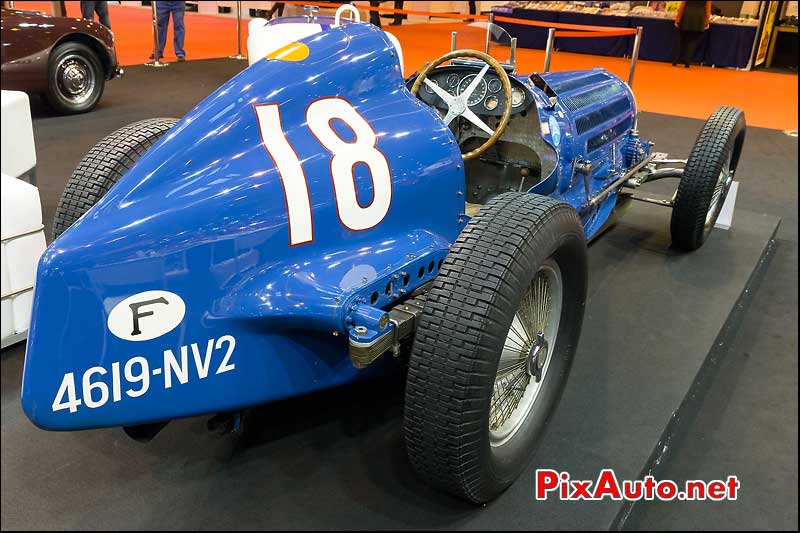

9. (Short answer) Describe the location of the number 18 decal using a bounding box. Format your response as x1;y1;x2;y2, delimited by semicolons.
255;97;392;246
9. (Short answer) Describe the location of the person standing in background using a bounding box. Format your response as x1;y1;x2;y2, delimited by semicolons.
467;1;477;21
79;1;111;29
389;1;405;26
50;1;67;16
672;0;711;68
369;1;383;27
265;2;285;19
151;0;186;62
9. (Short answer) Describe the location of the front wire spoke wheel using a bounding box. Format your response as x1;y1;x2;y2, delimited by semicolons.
705;156;732;230
489;259;563;448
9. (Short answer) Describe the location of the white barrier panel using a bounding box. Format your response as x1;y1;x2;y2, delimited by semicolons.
0;91;36;180
1;173;46;348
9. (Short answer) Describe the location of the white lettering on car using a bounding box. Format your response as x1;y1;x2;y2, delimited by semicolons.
51;335;237;413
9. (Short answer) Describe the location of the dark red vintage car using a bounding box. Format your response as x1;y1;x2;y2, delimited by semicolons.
1;7;123;113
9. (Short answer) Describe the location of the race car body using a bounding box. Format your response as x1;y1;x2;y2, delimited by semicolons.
23;22;461;429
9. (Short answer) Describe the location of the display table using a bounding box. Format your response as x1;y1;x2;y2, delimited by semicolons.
493;6;757;68
766;24;799;68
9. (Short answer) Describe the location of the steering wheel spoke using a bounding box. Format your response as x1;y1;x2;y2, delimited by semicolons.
410;49;513;161
460;63;491;103
441;108;460;126
462;107;495;136
424;78;458;108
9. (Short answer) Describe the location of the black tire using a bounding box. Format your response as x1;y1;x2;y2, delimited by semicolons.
45;41;106;114
670;106;745;251
52;118;179;239
404;192;588;503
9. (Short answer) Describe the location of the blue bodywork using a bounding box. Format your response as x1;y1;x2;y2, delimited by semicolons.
22;19;649;430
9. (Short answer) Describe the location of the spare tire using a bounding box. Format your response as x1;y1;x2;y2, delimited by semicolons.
52;118;179;239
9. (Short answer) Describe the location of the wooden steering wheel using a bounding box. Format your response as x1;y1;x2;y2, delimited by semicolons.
410;50;513;161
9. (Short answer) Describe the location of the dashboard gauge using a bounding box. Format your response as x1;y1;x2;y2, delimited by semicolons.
446;73;459;87
484;96;499;111
488;78;502;93
423;79;438;94
457;75;488;106
511;87;526;107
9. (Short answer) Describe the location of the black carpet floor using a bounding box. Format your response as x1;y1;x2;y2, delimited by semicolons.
2;59;797;530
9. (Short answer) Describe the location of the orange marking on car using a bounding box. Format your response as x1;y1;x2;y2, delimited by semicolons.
266;42;310;62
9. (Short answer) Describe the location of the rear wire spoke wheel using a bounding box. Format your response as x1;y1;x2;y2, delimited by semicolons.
404;192;587;503
670;106;745;251
53;118;179;239
490;260;562;447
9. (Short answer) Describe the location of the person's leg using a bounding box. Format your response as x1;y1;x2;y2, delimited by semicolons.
684;31;700;67
391;1;403;25
80;1;95;21
95;1;110;29
466;1;476;22
673;28;684;66
172;3;186;59
369;1;381;28
155;0;170;59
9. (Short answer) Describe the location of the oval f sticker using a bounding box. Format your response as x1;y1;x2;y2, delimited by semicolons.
107;290;186;341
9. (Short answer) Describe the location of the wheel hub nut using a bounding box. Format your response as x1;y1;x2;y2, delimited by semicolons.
527;331;548;381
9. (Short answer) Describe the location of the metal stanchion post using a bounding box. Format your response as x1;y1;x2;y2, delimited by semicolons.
485;13;495;54
543;28;556;72
230;1;246;60
509;37;517;67
145;1;168;67
628;26;643;87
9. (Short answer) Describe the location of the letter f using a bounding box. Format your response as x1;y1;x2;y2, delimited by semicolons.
129;297;169;336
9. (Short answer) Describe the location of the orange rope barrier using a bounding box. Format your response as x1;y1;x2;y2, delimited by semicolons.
280;1;490;21
278;1;633;35
493;15;633;33
554;29;638;38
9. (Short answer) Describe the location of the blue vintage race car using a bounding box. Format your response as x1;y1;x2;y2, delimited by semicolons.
21;15;745;503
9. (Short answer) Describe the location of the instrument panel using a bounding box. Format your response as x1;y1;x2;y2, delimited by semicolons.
412;66;532;117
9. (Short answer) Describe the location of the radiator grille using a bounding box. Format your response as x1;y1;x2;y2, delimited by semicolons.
561;83;623;112
587;116;634;152
549;72;610;94
575;97;632;135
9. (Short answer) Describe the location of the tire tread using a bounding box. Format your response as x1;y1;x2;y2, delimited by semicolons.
52;118;179;238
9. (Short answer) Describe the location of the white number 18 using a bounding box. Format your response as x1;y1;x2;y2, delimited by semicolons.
255;97;393;246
